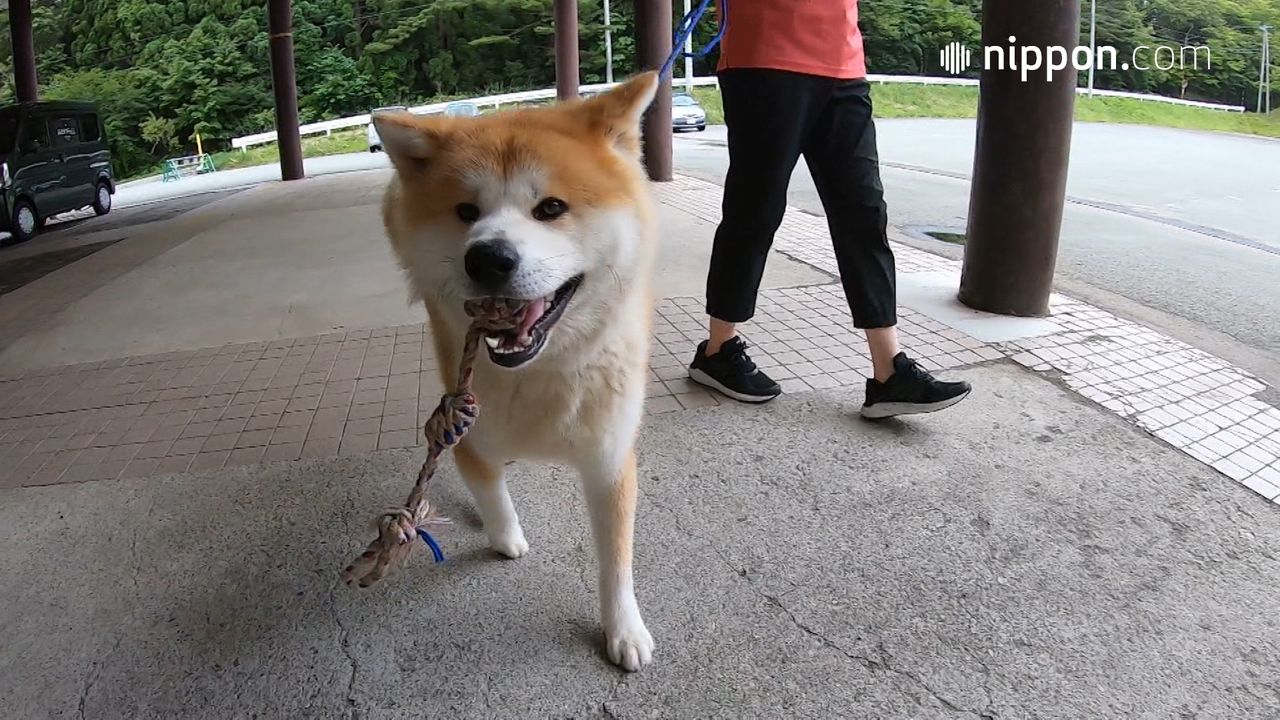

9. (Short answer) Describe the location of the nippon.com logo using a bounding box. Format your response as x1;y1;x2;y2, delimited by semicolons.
940;36;1212;81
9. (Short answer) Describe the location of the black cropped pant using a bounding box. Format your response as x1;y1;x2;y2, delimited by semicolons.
706;68;896;329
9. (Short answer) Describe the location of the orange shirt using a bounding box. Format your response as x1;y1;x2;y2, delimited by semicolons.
716;0;867;80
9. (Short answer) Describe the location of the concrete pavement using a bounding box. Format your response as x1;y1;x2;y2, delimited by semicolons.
0;170;822;373
3;169;1280;719
4;365;1279;719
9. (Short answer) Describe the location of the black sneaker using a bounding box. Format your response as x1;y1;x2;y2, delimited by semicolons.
860;352;971;419
689;337;781;403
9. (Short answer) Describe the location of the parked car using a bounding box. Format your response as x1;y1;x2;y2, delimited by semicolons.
444;101;480;117
367;105;408;152
0;100;114;243
672;93;707;132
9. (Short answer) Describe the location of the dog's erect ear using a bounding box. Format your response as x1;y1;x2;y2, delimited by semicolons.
372;111;447;172
579;72;660;155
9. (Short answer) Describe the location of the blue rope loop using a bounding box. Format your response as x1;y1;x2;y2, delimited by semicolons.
659;0;726;79
416;528;445;563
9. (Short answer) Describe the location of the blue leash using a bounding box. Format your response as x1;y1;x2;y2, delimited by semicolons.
659;0;726;79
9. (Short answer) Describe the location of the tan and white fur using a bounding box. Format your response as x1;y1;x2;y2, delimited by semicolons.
373;74;660;671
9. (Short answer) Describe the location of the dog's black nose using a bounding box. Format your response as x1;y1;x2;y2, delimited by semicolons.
464;240;520;289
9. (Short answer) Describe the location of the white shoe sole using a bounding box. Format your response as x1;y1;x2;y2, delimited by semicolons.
859;389;971;419
688;368;780;404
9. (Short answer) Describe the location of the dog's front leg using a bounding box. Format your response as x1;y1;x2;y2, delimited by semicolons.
455;441;529;558
578;446;654;671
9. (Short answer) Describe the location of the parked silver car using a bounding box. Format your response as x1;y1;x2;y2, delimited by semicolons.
367;105;407;152
444;101;480;117
582;90;708;131
672;94;707;132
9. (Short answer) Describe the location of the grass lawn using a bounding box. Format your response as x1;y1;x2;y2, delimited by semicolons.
692;83;1280;139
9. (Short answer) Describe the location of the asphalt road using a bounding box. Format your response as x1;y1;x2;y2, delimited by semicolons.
0;190;246;296
672;121;1280;368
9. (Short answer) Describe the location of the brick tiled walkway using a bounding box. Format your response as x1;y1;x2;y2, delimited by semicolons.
0;326;445;485
3;175;1278;503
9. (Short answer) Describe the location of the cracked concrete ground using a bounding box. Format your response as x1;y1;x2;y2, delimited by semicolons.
3;363;1279;719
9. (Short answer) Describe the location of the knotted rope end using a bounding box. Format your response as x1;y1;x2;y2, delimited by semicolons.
342;300;521;588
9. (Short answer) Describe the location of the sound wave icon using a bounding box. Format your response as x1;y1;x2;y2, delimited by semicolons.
940;41;972;75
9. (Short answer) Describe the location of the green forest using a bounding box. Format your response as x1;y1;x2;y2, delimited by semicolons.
1;0;1277;177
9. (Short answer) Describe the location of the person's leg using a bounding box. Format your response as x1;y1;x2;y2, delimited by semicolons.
704;70;819;346
708;317;738;356
691;69;824;402
801;80;897;349
803;80;970;417
864;327;900;382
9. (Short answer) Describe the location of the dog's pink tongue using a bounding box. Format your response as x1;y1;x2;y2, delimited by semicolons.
518;297;546;338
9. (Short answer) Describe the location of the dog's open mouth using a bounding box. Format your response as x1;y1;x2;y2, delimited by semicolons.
465;275;583;368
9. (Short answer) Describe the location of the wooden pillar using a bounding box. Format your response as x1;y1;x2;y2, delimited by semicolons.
553;0;580;101
959;0;1082;316
634;0;673;181
9;0;38;102
268;0;305;181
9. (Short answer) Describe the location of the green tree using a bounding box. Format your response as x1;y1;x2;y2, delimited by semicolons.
43;68;158;174
140;113;180;155
861;0;982;75
1083;0;1159;92
139;14;272;144
298;49;382;120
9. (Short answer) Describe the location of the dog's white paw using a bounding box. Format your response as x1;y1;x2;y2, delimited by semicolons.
606;617;654;672
488;527;529;559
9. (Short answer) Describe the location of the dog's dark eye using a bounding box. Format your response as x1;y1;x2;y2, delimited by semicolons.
533;197;568;222
456;203;480;223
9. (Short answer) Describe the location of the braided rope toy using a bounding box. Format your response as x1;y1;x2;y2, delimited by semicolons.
341;299;525;588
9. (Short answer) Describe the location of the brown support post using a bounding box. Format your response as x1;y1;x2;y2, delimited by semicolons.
9;0;38;102
634;0;673;181
267;0;305;181
959;0;1082;316
553;0;580;101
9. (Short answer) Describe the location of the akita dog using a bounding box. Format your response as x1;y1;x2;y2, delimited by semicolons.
373;73;660;671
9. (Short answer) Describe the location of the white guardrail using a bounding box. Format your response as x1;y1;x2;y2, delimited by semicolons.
231;74;1243;150
231;77;720;150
